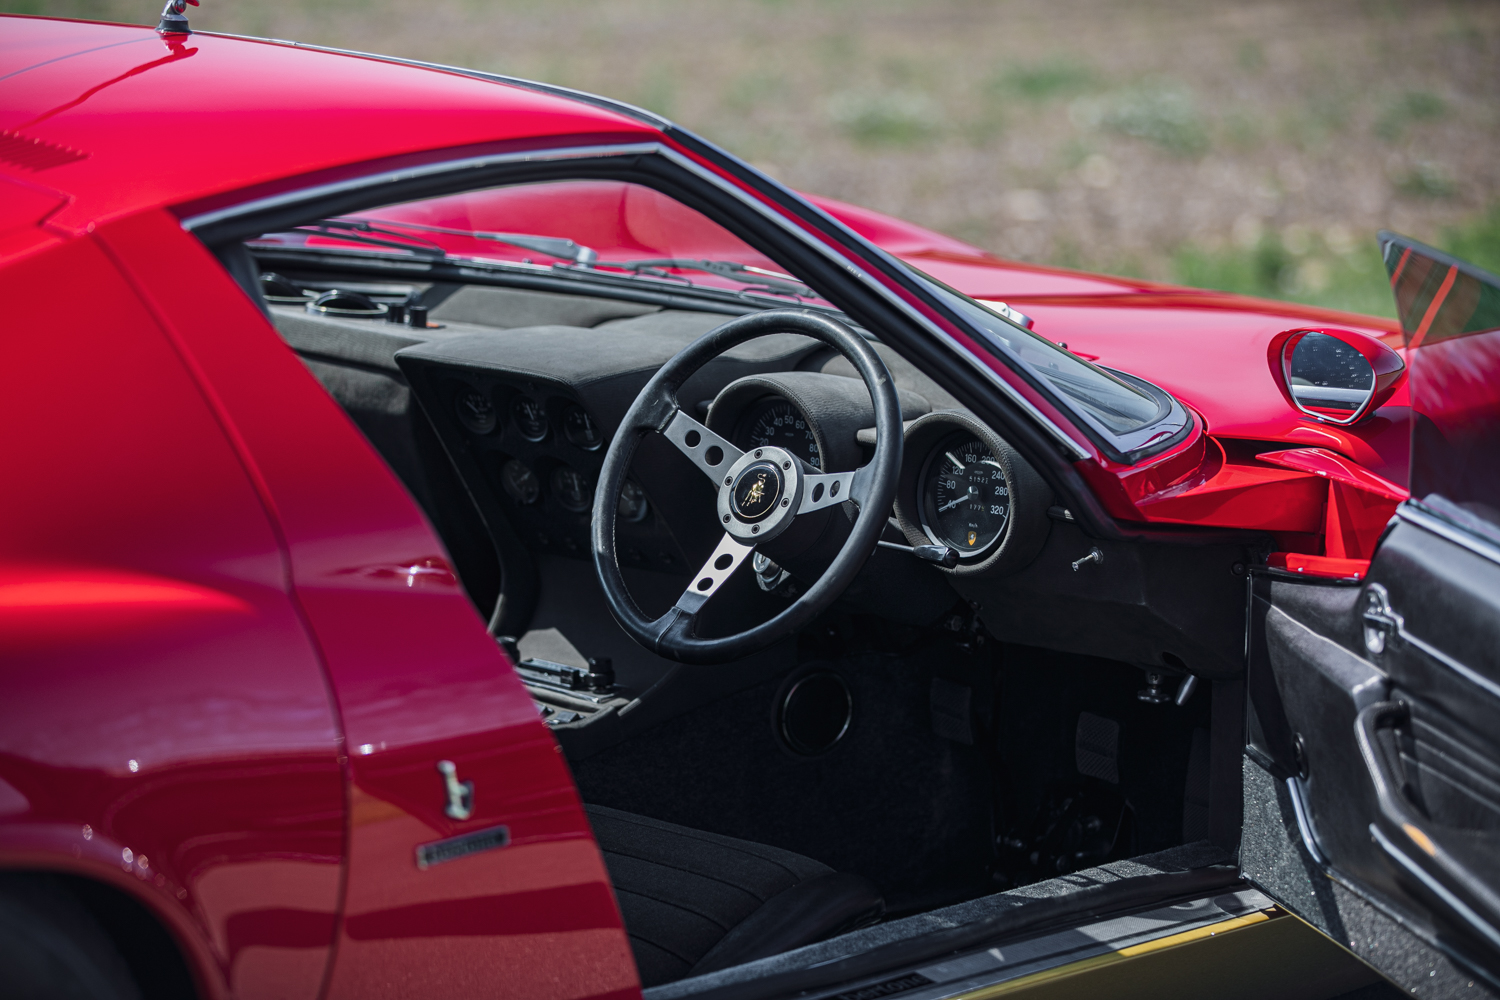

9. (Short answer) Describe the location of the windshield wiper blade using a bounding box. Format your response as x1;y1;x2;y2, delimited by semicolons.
301;219;448;258
619;258;813;298
345;217;598;265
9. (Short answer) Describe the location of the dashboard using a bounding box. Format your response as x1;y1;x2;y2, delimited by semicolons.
395;315;1054;588
269;285;1249;681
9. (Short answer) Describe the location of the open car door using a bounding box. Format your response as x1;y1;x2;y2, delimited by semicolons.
1242;234;1500;997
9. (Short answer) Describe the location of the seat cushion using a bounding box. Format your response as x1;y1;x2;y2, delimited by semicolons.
586;805;883;986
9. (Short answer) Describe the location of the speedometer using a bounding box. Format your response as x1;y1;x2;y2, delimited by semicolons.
919;432;1009;557
736;397;820;469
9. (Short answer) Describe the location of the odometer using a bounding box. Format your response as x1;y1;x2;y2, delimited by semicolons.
736;397;820;469
919;433;1009;558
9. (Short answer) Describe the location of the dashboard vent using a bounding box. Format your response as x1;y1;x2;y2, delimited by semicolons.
0;131;88;172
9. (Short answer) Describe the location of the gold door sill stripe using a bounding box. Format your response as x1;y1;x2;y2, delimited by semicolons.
940;912;1272;1000
797;890;1279;1000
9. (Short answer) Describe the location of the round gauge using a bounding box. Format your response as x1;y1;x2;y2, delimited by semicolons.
736;397;820;469
618;480;649;523
563;404;604;451
511;395;549;442
455;387;498;435
549;465;592;513
920;433;1009;558
500;459;540;504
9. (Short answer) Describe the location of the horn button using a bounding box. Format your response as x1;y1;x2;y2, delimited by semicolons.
731;462;784;521
717;446;803;543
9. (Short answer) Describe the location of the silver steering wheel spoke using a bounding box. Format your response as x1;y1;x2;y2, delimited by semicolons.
675;533;756;614
798;468;860;514
661;409;744;485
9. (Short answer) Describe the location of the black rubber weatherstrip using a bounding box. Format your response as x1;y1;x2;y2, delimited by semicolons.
676;865;1244;1000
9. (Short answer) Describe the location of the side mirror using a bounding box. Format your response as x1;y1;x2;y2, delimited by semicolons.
1267;328;1406;425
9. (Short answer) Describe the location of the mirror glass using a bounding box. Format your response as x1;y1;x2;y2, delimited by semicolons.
1285;332;1375;423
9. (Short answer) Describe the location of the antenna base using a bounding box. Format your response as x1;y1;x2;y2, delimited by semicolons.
157;0;191;34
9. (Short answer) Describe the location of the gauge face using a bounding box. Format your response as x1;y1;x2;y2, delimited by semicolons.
550;465;592;513
500;459;540;504
455;387;498;435
563;404;604;451
737;397;820;469
511;395;549;442
920;433;1009;558
618;480;649;523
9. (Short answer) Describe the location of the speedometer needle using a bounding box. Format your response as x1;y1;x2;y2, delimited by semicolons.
938;497;967;512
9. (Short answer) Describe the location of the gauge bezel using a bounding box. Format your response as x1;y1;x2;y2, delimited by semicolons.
499;457;540;504
618;479;650;523
454;385;499;435
549;464;592;513
917;431;1008;560
892;410;1052;578
563;403;604;451
511;394;550;443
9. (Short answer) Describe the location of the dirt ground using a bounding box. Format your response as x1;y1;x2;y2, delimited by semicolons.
10;0;1500;314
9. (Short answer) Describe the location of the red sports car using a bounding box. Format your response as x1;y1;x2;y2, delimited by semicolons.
2;9;1497;1000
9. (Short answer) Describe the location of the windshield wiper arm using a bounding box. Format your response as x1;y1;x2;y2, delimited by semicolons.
302;219;448;258
344;217;599;265
619;258;813;298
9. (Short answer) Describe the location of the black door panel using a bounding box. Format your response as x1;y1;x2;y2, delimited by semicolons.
1244;512;1500;994
1364;513;1500;738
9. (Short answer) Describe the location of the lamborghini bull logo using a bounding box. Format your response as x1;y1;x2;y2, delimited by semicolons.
731;461;783;522
745;474;767;506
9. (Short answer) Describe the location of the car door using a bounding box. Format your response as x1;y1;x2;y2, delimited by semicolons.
98;208;638;1000
1241;234;1500;997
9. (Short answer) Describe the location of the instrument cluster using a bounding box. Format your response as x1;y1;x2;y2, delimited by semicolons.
443;380;668;564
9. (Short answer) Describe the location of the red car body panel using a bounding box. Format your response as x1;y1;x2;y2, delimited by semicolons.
0;14;1418;997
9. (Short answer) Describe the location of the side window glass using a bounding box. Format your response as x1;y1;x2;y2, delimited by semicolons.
1382;232;1500;541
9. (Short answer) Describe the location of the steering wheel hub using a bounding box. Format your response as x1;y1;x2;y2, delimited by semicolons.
716;447;802;541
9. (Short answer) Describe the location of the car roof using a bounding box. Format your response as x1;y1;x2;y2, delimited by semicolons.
0;16;660;236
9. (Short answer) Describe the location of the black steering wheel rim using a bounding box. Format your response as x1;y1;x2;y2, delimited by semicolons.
591;309;903;665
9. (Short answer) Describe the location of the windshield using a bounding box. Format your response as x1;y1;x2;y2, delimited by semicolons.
906;267;1165;436
254;180;833;307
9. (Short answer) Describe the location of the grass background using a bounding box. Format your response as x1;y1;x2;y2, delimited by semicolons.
7;0;1500;317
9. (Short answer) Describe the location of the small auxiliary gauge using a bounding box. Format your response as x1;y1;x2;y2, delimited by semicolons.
500;459;540;504
563;405;604;451
455;387;497;435
618;480;650;522
550;466;592;513
511;395;549;442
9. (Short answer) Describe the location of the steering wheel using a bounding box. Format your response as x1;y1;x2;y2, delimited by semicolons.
592;310;903;665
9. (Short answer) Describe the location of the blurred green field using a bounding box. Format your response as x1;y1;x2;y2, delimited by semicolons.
6;0;1499;318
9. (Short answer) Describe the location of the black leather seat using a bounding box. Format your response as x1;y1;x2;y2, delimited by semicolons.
586;805;885;986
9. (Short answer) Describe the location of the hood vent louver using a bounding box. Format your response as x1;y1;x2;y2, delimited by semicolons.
0;131;89;172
